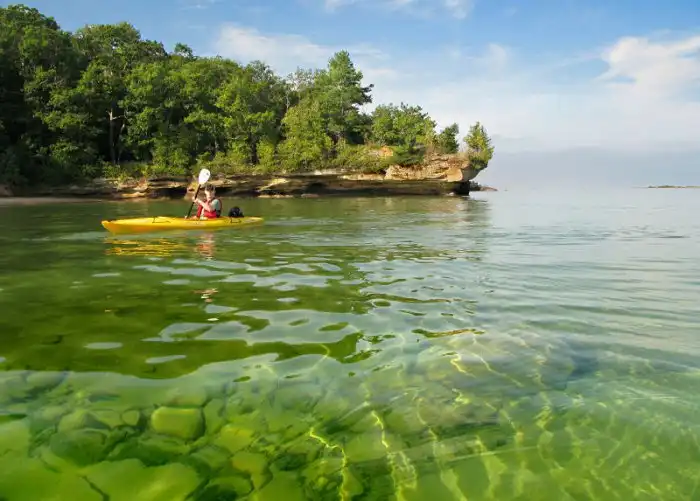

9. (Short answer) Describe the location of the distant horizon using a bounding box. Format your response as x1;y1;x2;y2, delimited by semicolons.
475;146;700;190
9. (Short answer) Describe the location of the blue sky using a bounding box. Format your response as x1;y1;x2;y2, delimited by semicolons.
4;0;700;186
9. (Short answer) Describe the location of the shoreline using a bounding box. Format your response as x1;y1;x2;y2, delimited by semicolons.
1;174;497;203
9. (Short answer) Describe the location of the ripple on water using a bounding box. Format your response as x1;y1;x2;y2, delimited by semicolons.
277;297;299;303
204;304;237;314
145;355;187;365
2;195;700;500
143;323;211;343
132;264;230;278
220;272;341;289
84;342;123;350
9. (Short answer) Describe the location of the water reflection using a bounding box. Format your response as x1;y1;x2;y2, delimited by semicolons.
104;238;191;257
195;233;216;260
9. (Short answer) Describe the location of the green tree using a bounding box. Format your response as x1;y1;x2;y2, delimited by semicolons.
0;4;83;183
0;3;493;185
218;61;288;164
463;121;494;171
278;98;331;171
314;51;373;146
66;23;167;166
436;123;459;154
369;103;437;164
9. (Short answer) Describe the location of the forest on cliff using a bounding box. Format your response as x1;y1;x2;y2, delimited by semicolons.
0;4;494;187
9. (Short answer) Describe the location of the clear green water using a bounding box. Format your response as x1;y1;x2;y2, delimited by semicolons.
0;191;699;500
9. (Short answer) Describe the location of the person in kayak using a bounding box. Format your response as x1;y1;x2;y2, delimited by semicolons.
190;184;222;219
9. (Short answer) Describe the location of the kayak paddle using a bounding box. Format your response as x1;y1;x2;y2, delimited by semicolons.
186;168;211;218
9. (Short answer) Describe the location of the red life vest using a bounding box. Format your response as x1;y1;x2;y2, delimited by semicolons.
195;197;222;219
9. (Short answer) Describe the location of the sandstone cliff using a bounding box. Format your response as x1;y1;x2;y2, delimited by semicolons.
342;152;476;182
6;152;493;199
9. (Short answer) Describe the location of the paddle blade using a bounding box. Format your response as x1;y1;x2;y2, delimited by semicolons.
198;168;211;184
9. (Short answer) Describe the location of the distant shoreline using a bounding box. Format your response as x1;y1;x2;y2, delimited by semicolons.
647;185;700;189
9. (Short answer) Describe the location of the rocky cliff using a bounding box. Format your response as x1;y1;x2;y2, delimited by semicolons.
3;152;494;199
14;174;479;199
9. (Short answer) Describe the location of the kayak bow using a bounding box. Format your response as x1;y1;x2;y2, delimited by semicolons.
101;216;264;235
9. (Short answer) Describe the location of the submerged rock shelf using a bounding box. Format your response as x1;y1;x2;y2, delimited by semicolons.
1;329;695;500
0;335;554;501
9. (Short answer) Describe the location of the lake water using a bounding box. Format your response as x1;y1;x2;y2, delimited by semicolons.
0;189;698;500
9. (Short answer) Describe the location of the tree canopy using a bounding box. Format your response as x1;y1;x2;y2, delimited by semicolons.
0;4;494;186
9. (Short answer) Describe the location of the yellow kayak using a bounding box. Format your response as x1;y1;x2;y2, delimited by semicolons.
101;216;264;235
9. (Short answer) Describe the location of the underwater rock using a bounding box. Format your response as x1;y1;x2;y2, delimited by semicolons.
364;365;414;394
57;409;107;433
25;371;65;394
109;433;190;466
188;444;231;474
0;456;102;501
403;471;457;501
93;409;127;429
232;450;269;477
272;382;325;413
311;392;358;427
215;423;256;454
0;419;30;455
383;407;427;436
450;455;491;500
85;458;201;501
49;428;129;466
164;386;210;408
224;397;264;425
0;373;28;404
301;457;345;498
251;471;306;501
29;405;68;435
121;409;143;427
343;469;365;498
344;432;388;464
301;457;343;482
262;402;311;440
199;475;253;500
280;435;323;463
270;452;307;473
346;462;390;499
203;398;225;434
150;407;204;441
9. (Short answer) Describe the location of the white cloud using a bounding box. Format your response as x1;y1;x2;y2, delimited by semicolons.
212;25;700;152
323;0;473;19
444;0;473;19
213;24;398;83
598;35;700;97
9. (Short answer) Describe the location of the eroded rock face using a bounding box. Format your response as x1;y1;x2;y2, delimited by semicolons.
384;154;468;182
11;152;489;199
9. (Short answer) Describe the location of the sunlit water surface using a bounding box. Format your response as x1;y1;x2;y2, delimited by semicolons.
0;189;698;500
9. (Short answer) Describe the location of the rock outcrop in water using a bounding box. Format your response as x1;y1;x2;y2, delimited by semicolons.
16;174;493;200
9;153;496;199
17;174;498;199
